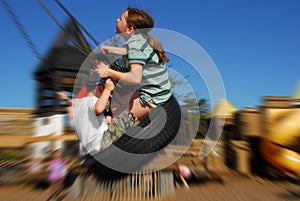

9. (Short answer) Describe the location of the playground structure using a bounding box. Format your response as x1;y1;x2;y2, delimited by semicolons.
233;95;300;181
260;96;300;178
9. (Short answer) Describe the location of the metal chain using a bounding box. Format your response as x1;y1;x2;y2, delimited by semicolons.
54;0;100;47
53;0;119;66
36;0;91;57
1;0;91;60
1;0;43;60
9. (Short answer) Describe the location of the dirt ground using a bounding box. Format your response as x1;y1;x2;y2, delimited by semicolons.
0;172;300;201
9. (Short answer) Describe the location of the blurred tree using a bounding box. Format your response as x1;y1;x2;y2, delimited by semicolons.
197;98;210;138
168;67;210;139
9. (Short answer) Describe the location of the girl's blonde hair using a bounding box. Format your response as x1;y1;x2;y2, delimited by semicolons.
125;7;169;63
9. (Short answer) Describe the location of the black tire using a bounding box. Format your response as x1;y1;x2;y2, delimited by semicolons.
89;95;181;181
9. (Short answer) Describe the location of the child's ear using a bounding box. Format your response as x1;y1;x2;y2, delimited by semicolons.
126;26;135;34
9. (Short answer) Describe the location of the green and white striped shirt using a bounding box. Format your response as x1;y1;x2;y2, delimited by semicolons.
125;33;172;105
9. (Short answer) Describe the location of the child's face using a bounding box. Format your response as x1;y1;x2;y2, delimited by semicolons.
115;11;129;35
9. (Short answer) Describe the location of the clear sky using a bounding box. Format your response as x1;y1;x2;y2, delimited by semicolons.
1;0;299;110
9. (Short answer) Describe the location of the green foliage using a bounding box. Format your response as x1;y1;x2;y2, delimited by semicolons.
197;98;210;138
0;151;23;162
167;65;210;139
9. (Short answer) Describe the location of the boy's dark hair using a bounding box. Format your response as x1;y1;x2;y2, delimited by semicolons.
86;73;117;92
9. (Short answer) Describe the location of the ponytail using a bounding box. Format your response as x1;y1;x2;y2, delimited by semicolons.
147;35;169;63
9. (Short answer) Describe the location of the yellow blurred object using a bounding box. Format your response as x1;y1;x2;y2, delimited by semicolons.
261;140;300;176
292;79;300;101
261;108;300;177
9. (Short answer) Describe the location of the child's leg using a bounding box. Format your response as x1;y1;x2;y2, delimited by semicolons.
101;110;139;150
128;95;151;121
100;93;151;150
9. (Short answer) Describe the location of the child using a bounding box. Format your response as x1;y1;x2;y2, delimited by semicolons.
95;7;172;149
57;74;115;155
46;149;68;201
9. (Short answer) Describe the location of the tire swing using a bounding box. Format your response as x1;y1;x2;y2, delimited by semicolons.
88;95;181;181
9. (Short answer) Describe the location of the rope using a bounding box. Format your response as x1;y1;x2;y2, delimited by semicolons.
36;0;91;57
53;0;120;66
1;0;90;61
1;0;43;60
54;0;100;47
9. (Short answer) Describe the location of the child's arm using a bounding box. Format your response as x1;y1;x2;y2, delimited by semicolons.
94;79;115;114
105;115;113;125
99;45;127;56
104;63;143;85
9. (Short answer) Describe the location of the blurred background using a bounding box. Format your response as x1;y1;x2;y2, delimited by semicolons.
0;0;300;200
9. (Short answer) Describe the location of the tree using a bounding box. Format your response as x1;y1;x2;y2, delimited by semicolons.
197;98;210;138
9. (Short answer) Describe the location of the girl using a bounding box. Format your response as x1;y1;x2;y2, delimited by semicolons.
95;7;173;149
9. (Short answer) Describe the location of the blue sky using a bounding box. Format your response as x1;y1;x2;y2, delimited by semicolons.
1;0;299;110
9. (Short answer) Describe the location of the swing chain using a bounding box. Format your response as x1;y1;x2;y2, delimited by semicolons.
1;0;43;60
